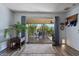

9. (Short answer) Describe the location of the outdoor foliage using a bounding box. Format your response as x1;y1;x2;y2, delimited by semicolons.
28;24;36;35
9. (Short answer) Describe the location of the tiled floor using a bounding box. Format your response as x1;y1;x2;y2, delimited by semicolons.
28;36;52;44
18;44;56;56
53;45;79;56
0;49;16;56
1;44;79;56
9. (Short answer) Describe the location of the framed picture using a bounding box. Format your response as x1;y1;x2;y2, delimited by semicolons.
66;14;78;27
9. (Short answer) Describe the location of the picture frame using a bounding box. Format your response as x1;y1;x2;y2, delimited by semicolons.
65;14;78;27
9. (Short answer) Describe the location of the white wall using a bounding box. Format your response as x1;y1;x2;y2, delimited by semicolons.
0;4;14;51
13;12;66;43
65;5;79;51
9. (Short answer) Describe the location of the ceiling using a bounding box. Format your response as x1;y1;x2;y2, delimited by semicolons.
2;3;78;13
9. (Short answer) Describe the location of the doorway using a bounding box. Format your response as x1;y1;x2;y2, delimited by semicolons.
27;24;55;44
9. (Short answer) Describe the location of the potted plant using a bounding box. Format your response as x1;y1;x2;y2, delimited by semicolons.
4;22;27;38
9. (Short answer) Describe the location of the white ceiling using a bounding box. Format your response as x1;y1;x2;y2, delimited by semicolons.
2;3;78;13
